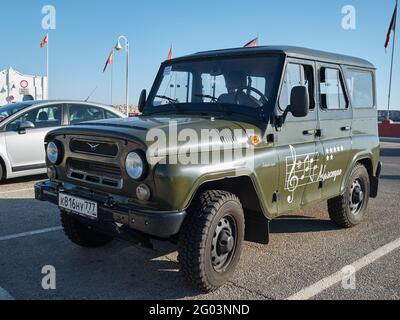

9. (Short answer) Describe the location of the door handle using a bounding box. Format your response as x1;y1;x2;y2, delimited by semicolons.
303;130;315;136
341;126;352;132
303;129;322;137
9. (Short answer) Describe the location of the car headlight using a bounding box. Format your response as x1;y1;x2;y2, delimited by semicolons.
47;141;62;165
126;151;147;180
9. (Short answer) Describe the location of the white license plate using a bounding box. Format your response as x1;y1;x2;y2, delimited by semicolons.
59;194;98;220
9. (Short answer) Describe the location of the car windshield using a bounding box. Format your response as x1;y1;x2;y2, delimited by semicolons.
0;103;32;123
148;56;282;115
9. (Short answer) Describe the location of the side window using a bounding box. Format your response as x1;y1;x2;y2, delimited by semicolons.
105;111;119;119
6;105;62;131
345;70;374;108
320;68;348;110
69;105;104;125
279;63;314;110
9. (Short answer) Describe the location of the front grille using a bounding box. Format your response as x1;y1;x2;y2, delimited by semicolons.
68;159;121;177
67;159;123;189
70;139;119;158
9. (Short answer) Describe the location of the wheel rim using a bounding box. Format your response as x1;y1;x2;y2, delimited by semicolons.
350;179;365;216
211;215;238;273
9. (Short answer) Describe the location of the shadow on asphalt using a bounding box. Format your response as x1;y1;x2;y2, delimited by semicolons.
380;148;400;157
270;216;338;234
1;175;47;185
0;198;200;299
380;175;400;181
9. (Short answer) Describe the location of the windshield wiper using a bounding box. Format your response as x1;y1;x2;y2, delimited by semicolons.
155;95;183;113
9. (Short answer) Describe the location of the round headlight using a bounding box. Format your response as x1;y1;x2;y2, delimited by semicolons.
47;141;61;165
126;151;147;180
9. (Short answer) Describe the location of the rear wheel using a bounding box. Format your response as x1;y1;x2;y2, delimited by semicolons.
178;190;245;292
61;210;114;248
328;164;370;228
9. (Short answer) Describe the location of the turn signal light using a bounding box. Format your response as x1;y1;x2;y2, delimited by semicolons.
250;135;261;145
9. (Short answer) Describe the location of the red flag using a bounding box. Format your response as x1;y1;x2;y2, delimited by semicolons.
167;46;173;60
385;3;397;49
40;34;48;48
103;51;114;73
244;37;258;48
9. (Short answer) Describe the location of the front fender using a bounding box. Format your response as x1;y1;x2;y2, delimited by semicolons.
153;161;253;211
152;147;278;218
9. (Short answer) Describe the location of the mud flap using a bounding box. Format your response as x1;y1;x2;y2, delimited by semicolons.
244;212;270;245
370;161;382;198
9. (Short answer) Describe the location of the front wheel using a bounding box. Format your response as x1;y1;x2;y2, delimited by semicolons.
0;162;5;183
328;164;370;228
178;190;245;292
61;211;114;248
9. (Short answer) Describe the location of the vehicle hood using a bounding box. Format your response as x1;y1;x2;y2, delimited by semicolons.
47;116;261;156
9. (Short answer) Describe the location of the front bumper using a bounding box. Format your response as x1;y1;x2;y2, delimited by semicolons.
35;180;186;239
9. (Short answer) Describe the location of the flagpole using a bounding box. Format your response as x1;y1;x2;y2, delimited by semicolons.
387;0;398;121
111;49;114;106
46;34;49;99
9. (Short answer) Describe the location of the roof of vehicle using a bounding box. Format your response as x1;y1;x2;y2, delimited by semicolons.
170;46;375;69
1;100;125;116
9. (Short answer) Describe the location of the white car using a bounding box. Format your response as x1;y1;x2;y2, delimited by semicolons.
0;100;125;182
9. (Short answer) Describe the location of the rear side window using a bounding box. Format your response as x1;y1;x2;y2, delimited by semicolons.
320;68;348;110
69;105;105;125
279;63;315;110
106;111;119;119
345;70;374;108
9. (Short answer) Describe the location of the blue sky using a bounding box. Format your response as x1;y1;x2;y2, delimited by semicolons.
1;0;399;110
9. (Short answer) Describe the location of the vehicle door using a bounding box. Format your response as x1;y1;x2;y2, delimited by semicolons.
317;63;353;199
275;59;324;214
4;104;63;171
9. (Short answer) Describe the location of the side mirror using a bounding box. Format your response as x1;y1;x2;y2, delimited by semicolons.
290;86;310;118
138;89;147;113
18;121;35;134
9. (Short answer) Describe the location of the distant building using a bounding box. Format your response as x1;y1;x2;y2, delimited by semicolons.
0;68;48;105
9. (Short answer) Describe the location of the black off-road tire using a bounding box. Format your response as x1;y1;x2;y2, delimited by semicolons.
61;210;114;248
178;190;245;292
328;164;370;228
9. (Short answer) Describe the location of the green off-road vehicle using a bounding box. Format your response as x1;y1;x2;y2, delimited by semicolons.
35;46;381;292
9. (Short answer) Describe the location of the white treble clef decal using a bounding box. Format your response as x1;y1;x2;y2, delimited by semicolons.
287;145;299;204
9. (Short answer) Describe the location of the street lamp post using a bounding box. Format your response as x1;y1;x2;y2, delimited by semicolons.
115;35;130;117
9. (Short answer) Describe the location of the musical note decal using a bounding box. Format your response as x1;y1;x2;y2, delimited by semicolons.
285;145;344;204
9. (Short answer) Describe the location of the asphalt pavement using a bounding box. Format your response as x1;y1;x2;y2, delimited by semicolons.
0;142;399;300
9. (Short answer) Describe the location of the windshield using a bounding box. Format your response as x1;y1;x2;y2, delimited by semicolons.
147;56;282;115
0;103;32;123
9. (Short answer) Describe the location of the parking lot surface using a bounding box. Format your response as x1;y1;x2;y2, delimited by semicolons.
0;142;399;300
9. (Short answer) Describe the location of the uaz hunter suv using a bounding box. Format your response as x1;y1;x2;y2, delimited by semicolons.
35;46;381;292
